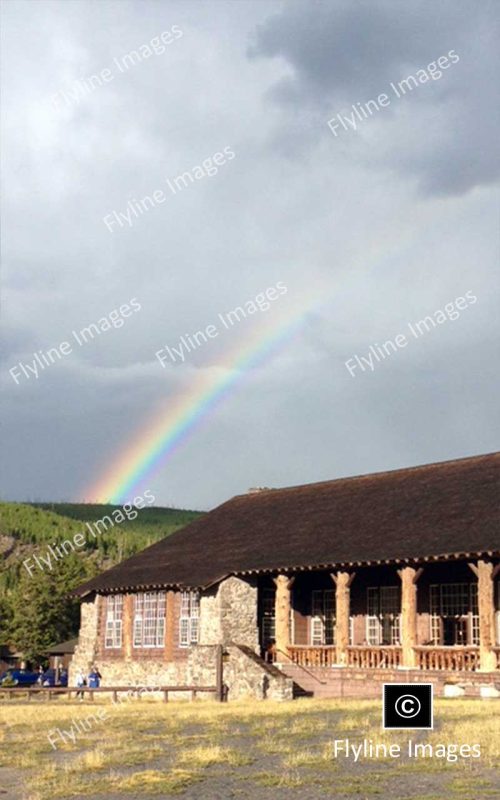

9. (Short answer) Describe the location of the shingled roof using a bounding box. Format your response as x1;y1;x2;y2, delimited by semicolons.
74;452;500;596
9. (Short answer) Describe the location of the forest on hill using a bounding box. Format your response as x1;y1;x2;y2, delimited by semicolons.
0;502;201;663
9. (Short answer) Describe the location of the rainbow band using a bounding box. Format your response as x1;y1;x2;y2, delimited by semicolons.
88;311;309;504
87;237;410;504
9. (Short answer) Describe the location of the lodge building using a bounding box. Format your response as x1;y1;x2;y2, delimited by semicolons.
72;452;500;699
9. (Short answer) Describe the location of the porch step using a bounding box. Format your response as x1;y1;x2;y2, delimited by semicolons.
279;663;500;699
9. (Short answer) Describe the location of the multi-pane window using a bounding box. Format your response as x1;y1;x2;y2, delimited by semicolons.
430;583;478;645
366;586;400;645
179;591;200;647
311;590;335;645
133;592;166;648
260;588;276;649
104;594;123;648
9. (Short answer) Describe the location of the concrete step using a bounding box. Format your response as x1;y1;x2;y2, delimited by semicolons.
278;663;500;699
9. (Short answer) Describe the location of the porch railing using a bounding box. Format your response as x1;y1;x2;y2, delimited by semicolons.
286;645;484;671
414;646;479;672
347;645;402;669
287;645;337;668
286;645;402;669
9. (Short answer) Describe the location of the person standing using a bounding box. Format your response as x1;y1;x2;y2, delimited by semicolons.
75;669;86;700
88;665;102;689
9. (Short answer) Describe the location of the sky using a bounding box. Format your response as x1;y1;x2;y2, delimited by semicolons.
1;0;499;511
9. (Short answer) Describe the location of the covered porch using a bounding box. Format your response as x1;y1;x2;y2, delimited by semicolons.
258;558;500;673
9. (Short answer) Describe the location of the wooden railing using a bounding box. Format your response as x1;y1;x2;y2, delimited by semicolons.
287;646;403;669
0;685;222;703
287;646;337;668
347;646;402;669
414;646;479;672
493;648;500;669
286;645;490;672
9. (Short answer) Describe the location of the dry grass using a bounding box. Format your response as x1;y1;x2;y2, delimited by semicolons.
177;744;253;768
0;697;498;800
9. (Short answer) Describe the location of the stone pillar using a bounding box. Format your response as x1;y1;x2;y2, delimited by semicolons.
398;566;422;668
69;595;100;684
165;590;176;661
123;594;134;660
469;560;498;672
198;577;258;651
273;574;294;657
331;572;355;665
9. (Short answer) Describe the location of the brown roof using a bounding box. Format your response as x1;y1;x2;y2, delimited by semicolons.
46;637;78;655
74;452;500;596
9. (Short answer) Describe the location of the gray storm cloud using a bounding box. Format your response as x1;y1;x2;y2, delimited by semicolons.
1;0;499;508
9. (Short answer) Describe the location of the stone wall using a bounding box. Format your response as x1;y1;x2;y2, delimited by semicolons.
219;577;259;650
223;644;293;700
81;658;188;688
199;576;259;651
198;588;221;645
187;643;293;701
69;596;99;682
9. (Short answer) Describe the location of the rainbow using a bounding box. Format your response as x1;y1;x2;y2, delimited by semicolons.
87;306;313;504
86;233;412;504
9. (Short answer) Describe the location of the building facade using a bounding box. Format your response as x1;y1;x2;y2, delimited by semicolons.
72;453;500;699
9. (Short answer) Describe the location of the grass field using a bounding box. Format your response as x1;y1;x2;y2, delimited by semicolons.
0;697;498;800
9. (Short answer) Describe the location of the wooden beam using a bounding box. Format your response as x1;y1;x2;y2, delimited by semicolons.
123;594;134;660
273;574;293;656
475;560;497;672
331;571;354;665
413;567;424;584
215;645;224;702
398;566;419;668
164;590;176;662
468;562;479;578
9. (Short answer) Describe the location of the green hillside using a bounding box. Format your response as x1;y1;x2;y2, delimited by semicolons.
0;501;202;663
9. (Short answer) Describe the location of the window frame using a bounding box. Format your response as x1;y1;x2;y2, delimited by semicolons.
104;594;123;649
132;591;166;649
179;590;200;648
429;582;479;646
366;586;401;646
310;589;336;646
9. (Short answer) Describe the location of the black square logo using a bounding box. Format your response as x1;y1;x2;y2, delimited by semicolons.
383;683;433;729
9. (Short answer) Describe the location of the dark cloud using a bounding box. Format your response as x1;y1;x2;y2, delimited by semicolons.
249;0;500;195
1;0;499;507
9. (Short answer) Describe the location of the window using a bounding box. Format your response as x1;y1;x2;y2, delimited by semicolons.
104;594;123;648
430;583;478;645
366;586;400;645
179;591;200;647
260;588;276;649
311;590;335;645
133;592;166;648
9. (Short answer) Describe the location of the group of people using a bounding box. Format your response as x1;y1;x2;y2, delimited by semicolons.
36;665;68;686
75;665;102;699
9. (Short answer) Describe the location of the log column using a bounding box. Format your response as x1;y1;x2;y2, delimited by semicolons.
331;571;355;665
273;574;295;658
123;594;134;660
164;590;176;662
398;566;423;668
469;560;498;672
